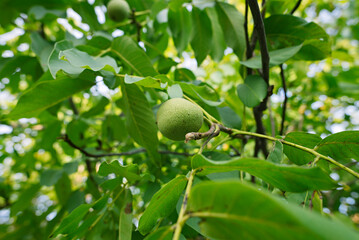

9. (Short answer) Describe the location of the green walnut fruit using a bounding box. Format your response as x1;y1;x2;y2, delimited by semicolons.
157;98;203;141
107;0;131;22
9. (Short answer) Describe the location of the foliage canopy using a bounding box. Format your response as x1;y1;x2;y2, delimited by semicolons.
0;0;359;239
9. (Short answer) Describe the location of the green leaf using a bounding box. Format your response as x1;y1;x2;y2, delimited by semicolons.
51;204;91;238
138;175;188;235
216;2;245;59
283;132;322;165
237;75;267;107
316;131;359;162
174;68;196;82
240;45;303;69
118;189;133;240
264;15;330;60
124;74;168;89
267;141;283;164
102;115;127;142
111;36;157;76
217;106;242;129
168;7;192;53
48;40;83;78
11;184;41;216
98;161;141;182
55;174;72;206
30;32;53;71
188;181;359;240
180;82;223;106
206;6;226;62
6;71;95;119
72;2;101;31
144;226;173;240
190;7;212;65
0;55;42;80
312;191;323;214
81;97;110;118
191;154;337;192
40;169;64;186
60;48;120;73
28;5;65;20
167;84;183;99
66;118;89;147
39;120;62;150
121;82;160;164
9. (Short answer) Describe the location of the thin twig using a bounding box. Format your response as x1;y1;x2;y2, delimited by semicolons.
59;135;193;158
69;97;79;115
279;64;288;135
200;125;220;152
290;0;302;14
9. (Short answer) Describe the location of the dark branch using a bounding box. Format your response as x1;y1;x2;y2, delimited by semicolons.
69;97;79;115
279;64;288;135
244;0;253;75
290;0;302;15
247;0;271;156
59;135;193;158
248;0;270;84
130;9;142;42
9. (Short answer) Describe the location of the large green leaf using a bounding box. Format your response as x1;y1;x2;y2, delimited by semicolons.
316;131;359;162
121;82;160;163
72;1;101;31
124;74;169;89
111;36;157;76
191;154;337;192
0;55;42;80
168;7;192;53
267;141;284;164
240;45;303;69
118;189;133;240
48;40;83;78
216;2;245;59
138;175;188;235
188;181;359;240
264;15;330;60
30;32;53;71
237;75;267;108
283;132;322;165
60;48;120;73
97;161;141;182
51;204;91;238
190;7;212;65
206;7;226;62
6;71;95;119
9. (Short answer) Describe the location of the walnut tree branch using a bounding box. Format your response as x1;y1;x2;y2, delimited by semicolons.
185;124;216;143
290;0;302;15
248;0;271;156
59;135;193;158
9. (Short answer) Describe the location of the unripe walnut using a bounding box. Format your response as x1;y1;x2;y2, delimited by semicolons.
107;0;130;22
157;98;203;141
